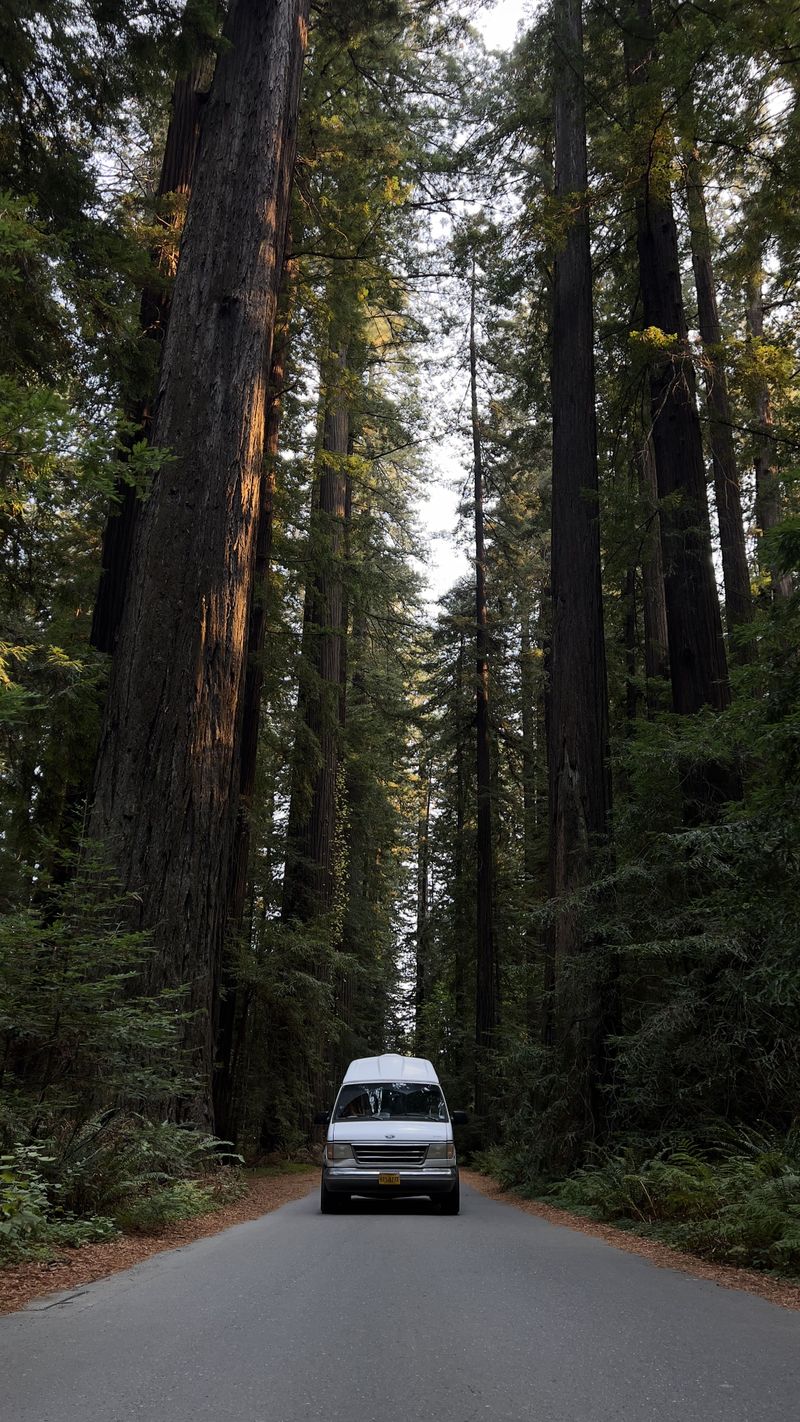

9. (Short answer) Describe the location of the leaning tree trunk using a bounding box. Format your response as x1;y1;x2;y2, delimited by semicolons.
746;273;793;602
213;252;296;1140
469;262;498;1115
92;42;215;653
548;0;613;1165
681;125;752;645
88;0;310;1124
624;0;730;739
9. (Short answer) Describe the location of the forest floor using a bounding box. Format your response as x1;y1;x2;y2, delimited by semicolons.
0;1164;317;1316
462;1169;800;1312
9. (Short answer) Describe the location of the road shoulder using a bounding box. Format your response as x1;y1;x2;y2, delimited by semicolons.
0;1168;317;1316
462;1169;800;1312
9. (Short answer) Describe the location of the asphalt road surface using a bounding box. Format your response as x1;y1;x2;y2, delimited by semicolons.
3;1180;800;1421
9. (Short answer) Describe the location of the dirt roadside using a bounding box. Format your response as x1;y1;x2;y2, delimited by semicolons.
0;1168;317;1317
462;1169;800;1312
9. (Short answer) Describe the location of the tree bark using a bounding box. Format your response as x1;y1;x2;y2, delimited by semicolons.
88;0;310;1123
636;433;670;712
681;128;752;643
91;46;215;654
624;0;730;728
213;251;296;1140
548;0;613;1161
746;273;793;601
470;262;498;1113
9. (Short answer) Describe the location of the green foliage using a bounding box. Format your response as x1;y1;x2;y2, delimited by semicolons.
0;1141;117;1264
0;1118;242;1262
0;859;191;1129
0;860;243;1263
549;1132;800;1274
112;1180;216;1235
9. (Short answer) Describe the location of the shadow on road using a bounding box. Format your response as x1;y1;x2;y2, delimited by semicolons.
337;1196;446;1215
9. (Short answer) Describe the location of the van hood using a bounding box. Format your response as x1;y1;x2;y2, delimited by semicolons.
330;1120;450;1144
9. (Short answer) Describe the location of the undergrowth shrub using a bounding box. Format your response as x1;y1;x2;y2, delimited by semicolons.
0;863;241;1263
547;1132;800;1274
0;1142;116;1264
112;1180;215;1234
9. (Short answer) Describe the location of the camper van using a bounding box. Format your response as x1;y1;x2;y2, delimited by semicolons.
317;1053;467;1214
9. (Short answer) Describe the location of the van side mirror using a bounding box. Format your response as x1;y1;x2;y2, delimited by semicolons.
313;1111;330;1126
451;1110;469;1126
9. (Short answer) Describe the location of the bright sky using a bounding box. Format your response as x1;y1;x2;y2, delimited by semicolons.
419;1;530;609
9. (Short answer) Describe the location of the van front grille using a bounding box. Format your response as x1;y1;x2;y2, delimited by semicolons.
351;1143;429;1168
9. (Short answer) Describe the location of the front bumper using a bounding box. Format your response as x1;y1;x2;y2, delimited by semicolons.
323;1165;457;1197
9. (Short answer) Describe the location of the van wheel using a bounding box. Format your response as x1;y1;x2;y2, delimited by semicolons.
440;1178;460;1215
320;1178;344;1213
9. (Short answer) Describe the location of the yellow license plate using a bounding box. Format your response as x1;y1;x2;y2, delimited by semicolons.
378;1172;401;1186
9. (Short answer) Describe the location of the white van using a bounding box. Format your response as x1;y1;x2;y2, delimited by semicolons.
317;1053;467;1214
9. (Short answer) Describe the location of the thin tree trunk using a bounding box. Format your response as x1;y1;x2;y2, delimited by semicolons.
636;434;670;713
470;262;498;1114
452;628;471;1091
548;0;613;1162
623;566;639;728
91;45;215;653
624;1;730;718
328;454;353;1090
520;608;541;1032
681;127;752;642
281;343;350;1120
746;273;793;601
282;346;350;924
88;0;310;1123
414;755;432;1052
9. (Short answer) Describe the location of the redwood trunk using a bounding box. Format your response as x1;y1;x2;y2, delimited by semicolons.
91;49;214;653
682;134;752;641
213;259;295;1139
548;0;613;1159
88;0;309;1122
624;0;730;723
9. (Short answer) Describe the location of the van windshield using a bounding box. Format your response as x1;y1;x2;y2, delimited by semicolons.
334;1081;446;1122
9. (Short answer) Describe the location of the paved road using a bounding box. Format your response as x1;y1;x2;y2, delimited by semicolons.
3;1181;799;1421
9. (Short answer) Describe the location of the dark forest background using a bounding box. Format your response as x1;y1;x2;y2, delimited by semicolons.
2;0;800;1271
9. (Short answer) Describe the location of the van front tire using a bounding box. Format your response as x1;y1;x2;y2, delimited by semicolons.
320;1177;346;1213
440;1177;460;1215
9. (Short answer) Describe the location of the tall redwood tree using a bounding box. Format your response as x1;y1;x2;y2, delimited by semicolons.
92;36;216;653
624;0;730;727
89;0;310;1121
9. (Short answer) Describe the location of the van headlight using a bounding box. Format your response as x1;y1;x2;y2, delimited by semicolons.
427;1142;456;1161
325;1142;352;1162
